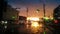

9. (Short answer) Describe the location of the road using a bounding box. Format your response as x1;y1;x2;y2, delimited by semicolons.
1;21;55;34
16;22;53;34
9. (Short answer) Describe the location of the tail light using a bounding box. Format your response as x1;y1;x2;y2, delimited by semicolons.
54;20;58;24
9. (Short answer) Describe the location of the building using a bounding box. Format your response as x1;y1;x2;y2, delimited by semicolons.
53;5;60;34
3;5;18;21
53;5;60;20
53;5;60;25
0;0;7;20
2;4;19;25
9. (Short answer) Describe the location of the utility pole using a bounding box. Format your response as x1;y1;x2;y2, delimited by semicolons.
43;0;46;34
26;7;28;17
15;8;20;24
43;2;45;17
26;7;29;29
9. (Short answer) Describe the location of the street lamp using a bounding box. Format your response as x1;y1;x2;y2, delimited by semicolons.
36;9;40;17
36;9;40;13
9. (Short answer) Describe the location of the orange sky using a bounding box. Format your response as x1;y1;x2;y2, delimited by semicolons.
18;4;57;18
8;0;60;18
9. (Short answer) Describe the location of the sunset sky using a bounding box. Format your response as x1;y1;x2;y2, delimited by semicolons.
8;0;60;18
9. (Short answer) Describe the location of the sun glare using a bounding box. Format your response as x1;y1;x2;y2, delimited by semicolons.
31;22;39;27
27;17;40;21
